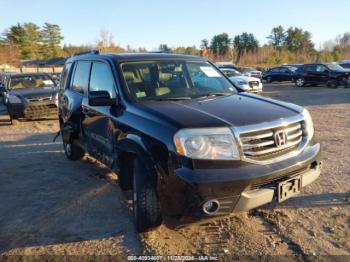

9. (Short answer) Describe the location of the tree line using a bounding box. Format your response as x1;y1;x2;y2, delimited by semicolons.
1;22;350;67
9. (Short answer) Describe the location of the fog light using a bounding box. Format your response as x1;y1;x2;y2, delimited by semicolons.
202;199;220;215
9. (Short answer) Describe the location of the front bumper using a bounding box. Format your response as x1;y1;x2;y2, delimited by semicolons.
233;164;320;211
164;142;321;217
8;101;58;119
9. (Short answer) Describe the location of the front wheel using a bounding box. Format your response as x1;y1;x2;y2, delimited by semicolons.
295;78;305;87
266;76;272;83
132;157;162;232
327;80;338;89
63;139;85;160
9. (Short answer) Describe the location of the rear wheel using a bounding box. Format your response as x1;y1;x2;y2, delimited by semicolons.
132;157;162;232
295;78;305;87
63;138;85;160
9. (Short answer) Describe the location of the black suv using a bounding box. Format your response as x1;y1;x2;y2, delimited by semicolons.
262;66;296;83
294;63;350;88
0;73;58;123
58;51;321;232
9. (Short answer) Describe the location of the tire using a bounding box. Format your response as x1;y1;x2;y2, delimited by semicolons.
327;80;338;89
132;157;162;232
63;138;85;160
295;78;305;87
7;105;17;125
266;76;272;83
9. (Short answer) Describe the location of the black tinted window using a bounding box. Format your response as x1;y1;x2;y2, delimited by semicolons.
270;68;280;73
59;63;72;90
340;63;350;69
71;61;91;93
304;65;316;72
89;62;116;98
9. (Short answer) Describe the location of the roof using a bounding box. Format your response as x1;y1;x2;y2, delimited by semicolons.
66;52;203;63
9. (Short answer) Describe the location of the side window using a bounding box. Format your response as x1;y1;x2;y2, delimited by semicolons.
316;65;327;72
304;65;316;72
71;61;91;94
59;62;72;90
89;62;116;98
280;68;289;73
270;68;280;73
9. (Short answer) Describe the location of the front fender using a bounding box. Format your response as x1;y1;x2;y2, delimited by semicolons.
117;134;154;166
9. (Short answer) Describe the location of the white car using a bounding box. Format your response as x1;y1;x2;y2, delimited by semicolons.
220;68;263;93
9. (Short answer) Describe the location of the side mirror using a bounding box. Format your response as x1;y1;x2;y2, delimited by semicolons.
88;90;116;106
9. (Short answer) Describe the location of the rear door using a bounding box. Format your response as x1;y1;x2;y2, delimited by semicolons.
315;65;329;83
279;67;293;81
303;65;317;82
81;61;118;163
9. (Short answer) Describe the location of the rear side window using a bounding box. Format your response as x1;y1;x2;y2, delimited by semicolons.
304;65;316;72
59;62;72;90
71;61;91;94
89;62;116;98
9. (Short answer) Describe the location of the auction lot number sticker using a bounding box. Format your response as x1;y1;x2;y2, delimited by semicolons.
128;255;218;261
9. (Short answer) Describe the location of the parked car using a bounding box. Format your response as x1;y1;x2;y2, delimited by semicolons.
262;66;296;83
0;73;58;123
239;67;262;79
220;68;263;93
294;63;350;88
59;51;321;232
339;60;350;69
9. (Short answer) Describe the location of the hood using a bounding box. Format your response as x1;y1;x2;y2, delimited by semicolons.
138;93;301;129
230;76;260;83
8;87;57;99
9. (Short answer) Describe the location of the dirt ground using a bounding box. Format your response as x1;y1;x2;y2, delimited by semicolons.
0;84;349;260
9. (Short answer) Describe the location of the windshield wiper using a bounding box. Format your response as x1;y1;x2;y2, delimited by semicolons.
195;92;232;99
153;97;192;101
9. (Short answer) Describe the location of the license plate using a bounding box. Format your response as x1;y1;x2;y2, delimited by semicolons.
277;175;302;202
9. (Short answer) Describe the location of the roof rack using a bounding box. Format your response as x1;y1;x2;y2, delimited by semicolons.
71;50;100;57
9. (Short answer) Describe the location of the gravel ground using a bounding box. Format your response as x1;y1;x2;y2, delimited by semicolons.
0;84;349;260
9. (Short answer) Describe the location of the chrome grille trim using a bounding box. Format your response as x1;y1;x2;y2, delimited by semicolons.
232;114;308;165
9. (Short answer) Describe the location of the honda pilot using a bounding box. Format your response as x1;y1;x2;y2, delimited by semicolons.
58;51;321;232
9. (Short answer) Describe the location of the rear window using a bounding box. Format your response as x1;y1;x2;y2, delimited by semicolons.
71;61;91;94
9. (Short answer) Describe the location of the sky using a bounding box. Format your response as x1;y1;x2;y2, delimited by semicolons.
1;0;349;50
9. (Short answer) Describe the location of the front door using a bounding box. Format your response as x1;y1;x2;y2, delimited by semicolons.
81;61;118;164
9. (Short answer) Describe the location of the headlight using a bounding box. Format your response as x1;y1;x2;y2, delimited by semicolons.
237;80;248;85
174;127;240;160
302;108;314;141
7;94;21;104
54;93;59;106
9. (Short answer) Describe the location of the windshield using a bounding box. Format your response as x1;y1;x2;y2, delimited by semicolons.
9;75;55;89
120;60;238;101
326;64;345;71
222;69;242;77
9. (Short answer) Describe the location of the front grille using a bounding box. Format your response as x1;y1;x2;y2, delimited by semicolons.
240;121;304;162
27;96;52;102
249;81;259;88
24;104;57;118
